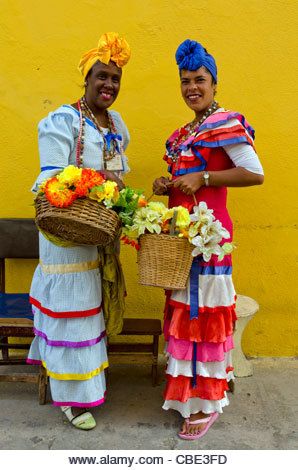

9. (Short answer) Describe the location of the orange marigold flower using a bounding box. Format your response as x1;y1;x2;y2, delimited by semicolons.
75;169;105;197
137;196;147;207
74;180;89;197
45;178;77;207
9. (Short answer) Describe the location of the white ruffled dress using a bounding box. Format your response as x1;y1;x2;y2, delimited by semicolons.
27;105;129;407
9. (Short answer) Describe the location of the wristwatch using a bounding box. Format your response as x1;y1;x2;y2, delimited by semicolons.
203;171;210;186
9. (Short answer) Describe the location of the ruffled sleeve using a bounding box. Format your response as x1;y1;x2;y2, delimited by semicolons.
192;110;255;149
31;107;77;192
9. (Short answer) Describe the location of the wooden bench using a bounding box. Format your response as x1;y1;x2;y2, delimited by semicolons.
108;318;162;386
0;218;47;404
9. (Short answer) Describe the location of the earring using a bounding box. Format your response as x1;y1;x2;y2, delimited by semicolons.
84;81;87;87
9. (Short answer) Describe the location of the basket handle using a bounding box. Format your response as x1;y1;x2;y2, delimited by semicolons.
169;210;178;236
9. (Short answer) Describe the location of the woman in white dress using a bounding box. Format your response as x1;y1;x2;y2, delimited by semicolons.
27;32;131;430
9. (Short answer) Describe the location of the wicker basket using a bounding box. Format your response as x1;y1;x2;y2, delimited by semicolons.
137;233;194;290
35;195;121;246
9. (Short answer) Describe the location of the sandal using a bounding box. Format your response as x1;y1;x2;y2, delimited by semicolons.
178;412;219;440
61;406;96;430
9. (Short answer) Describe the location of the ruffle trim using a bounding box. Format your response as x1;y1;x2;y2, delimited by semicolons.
164;111;255;164
30;296;101;318
33;327;106;348
52;394;106;408
166;351;232;379
166;334;234;362
199;111;255;137
164;300;236;343
193;124;254;149
26;359;108;381
162;394;229;418
164;374;229;401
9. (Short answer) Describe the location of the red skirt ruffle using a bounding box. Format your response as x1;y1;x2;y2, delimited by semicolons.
164;374;229;402
164;300;236;343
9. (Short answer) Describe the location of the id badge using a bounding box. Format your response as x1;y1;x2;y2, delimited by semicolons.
106;153;124;171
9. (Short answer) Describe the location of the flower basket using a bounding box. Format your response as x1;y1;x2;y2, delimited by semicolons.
35;195;121;246
137;233;194;290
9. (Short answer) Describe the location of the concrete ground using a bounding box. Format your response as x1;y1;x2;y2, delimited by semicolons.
0;357;297;450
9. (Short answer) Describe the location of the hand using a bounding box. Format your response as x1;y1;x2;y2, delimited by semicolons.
173;172;203;195
98;170;125;191
153;176;171;195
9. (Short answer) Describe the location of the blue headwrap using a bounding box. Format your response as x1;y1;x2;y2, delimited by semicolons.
175;39;217;83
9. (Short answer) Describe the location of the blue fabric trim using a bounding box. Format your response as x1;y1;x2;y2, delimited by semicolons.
173;165;205;176
0;293;33;320
190;258;202;388
199;265;232;275
190;259;200;320
197;136;251;148
198;115;255;139
40;166;64;171
192;341;197;388
199;118;234;131
192;147;207;167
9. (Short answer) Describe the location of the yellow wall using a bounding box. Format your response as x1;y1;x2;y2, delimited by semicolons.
1;0;297;356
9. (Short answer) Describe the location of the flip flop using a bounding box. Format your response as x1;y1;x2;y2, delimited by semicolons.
61;406;96;431
178;412;219;440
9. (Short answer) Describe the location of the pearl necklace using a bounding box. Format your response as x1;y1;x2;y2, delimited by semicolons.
76;97;119;168
169;101;219;162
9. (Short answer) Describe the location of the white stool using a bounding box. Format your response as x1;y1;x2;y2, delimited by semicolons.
233;295;259;377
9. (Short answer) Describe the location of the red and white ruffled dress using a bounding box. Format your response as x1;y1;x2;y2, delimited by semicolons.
162;108;255;418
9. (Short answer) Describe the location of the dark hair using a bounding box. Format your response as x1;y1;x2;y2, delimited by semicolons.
179;66;216;85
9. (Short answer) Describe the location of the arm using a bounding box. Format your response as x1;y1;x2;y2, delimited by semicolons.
173;144;264;195
32;111;75;192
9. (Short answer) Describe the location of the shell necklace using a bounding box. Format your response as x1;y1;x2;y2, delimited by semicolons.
76;97;120;168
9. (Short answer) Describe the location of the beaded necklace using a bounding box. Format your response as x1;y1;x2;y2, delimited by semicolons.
169;100;219;162
76;97;120;168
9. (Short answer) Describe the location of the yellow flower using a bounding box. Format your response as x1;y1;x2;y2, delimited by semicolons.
89;187;105;203
162;206;190;228
103;181;118;200
57;165;82;185
175;206;191;228
148;202;167;217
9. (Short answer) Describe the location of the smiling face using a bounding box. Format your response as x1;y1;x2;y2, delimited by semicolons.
84;60;122;115
180;66;216;119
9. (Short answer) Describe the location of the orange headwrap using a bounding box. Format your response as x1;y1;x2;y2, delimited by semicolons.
78;32;131;78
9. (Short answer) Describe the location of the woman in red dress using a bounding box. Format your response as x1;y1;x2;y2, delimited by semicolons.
153;39;264;440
